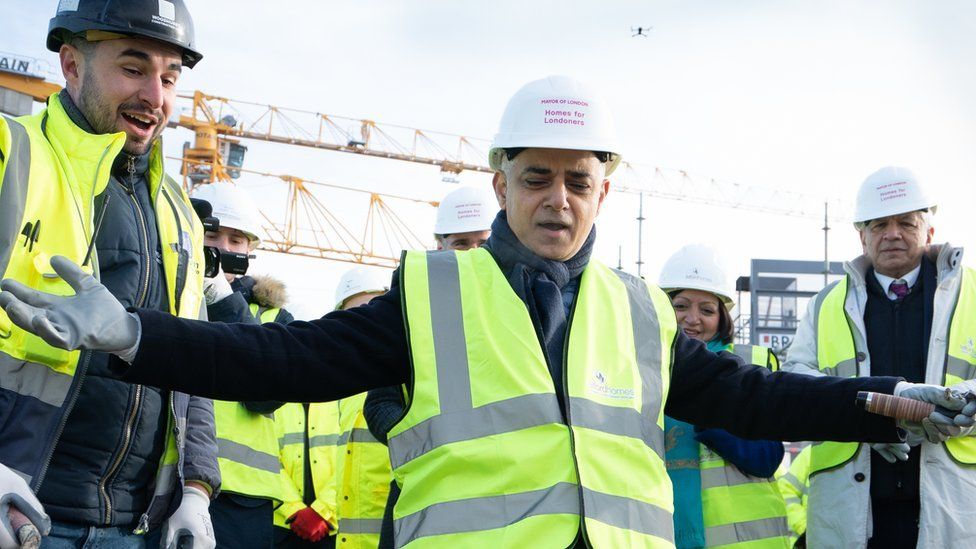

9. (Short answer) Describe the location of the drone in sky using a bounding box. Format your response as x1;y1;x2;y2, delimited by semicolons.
631;26;653;37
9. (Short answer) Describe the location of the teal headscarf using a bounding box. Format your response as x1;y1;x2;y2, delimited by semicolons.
665;337;731;548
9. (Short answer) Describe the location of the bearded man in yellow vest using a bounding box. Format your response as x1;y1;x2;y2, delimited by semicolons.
0;1;221;547
782;167;976;549
3;77;975;549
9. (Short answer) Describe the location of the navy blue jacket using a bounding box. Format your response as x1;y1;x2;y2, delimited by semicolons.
114;263;903;445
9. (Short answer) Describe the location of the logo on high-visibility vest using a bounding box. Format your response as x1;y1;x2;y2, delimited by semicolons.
587;371;635;401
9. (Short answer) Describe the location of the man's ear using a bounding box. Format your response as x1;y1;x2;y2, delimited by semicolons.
60;45;84;94
492;171;507;210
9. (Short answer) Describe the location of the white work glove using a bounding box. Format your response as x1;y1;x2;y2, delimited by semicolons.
0;463;50;549
870;442;911;463
161;485;215;549
0;256;139;354
895;382;972;443
202;271;233;306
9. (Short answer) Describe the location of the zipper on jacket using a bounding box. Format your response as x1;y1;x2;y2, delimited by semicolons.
560;291;591;548
33;350;94;491
98;155;151;525
121;155;152;308
99;384;143;524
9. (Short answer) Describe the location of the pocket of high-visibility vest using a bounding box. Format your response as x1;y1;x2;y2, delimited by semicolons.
19;252;77;374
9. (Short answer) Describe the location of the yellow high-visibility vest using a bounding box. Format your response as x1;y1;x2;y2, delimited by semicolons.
275;402;340;531
335;393;392;548
390;249;677;548
0;94;204;490
809;272;976;476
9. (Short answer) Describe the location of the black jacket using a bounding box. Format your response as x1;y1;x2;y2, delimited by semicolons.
116;263;902;443
37;95;171;527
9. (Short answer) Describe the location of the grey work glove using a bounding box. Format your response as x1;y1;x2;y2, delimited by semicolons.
870;442;911;463
0;256;139;354
161;486;215;549
0;463;50;549
202;270;233;306
895;382;972;443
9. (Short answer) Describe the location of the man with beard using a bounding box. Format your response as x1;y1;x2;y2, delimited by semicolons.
0;1;219;547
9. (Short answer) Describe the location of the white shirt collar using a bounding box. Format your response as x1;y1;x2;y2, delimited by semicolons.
873;264;921;301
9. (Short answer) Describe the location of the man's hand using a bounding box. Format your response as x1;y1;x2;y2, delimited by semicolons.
895;382;974;443
0;463;50;549
870;442;911;463
202;271;233;306
0;256;138;353
288;507;329;542
161;485;215;549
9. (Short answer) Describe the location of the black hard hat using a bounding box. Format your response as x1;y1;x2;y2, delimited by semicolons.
47;0;203;68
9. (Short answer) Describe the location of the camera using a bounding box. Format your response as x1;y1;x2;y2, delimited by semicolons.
190;198;253;278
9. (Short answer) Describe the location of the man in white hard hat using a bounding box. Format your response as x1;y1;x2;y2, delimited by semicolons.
189;182;288;548
3;79;974;549
783;166;976;548
432;186;496;251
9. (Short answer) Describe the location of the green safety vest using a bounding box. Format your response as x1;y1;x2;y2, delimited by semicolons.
730;344;779;372
389;249;678;548
249;302;281;324
700;346;790;549
0;94;204;491
275;401;341;530
809;272;976;476
214;303;284;501
336;393;392;548
776;446;810;544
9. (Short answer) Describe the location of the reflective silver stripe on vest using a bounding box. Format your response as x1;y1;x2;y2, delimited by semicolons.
705;516;791;546
583;488;674;540
394;482;580;544
427;252;472;412
567;397;665;461
611;271;666;448
0;353;74;407
947;356;976;381
309;434;339;448
0;116;31;280
217;437;281;474
338;427;380;446
339;518;384;535
732;345;753;364
821;359;857;378
279;432;304;446
784;496;801;506
781;472;805;494
700;464;772;490
388;393;563;470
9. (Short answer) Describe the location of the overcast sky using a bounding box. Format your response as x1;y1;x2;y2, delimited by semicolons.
4;1;975;319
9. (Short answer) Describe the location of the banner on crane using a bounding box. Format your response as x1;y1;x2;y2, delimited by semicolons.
759;333;793;353
0;54;41;78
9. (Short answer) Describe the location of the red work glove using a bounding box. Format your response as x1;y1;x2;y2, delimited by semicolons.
288;507;329;542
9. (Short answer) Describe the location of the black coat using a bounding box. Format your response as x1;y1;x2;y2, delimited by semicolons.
115;267;902;445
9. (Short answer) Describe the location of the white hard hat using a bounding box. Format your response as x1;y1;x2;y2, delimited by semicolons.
488;75;622;176
434;186;497;235
191;182;263;244
853;166;937;225
658;244;735;309
334;267;391;310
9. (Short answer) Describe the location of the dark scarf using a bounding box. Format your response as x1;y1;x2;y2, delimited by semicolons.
483;211;595;399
